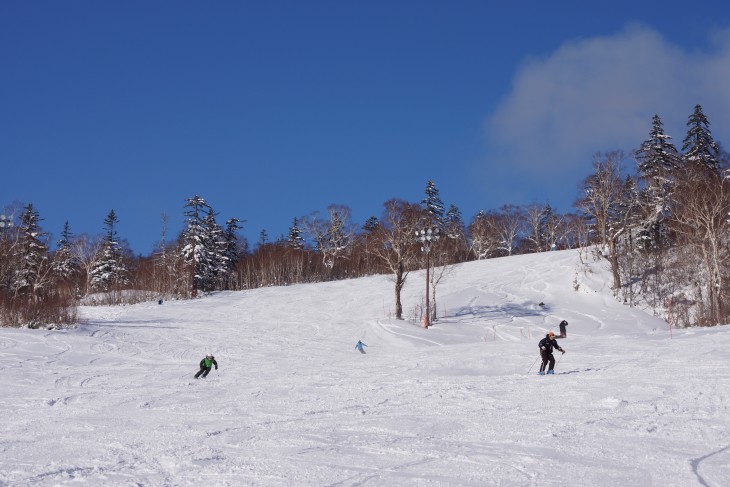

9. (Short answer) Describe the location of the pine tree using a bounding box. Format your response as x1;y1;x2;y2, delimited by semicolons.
12;203;50;297
363;216;379;233
635;114;679;250
221;217;242;290
89;210;128;292
421;180;445;228
288;218;305;249
182;195;212;295
682;104;720;173
637;114;680;181
52;221;78;282
444;204;465;239
538;205;561;250
200;208;226;292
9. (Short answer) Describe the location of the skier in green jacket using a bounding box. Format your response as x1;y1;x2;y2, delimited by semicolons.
195;353;218;379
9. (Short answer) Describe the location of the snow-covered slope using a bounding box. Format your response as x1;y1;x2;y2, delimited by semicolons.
1;249;729;486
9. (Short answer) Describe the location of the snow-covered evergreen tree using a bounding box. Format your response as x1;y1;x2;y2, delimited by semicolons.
12;203;50;297
421;180;445;228
444;204;465;239
200;208;226;292
538;205;561;250
363;216;379;234
52;221;78;283
182;196;212;295
220;217;242;290
682;104;720;173
637;114;680;181
635;114;679;250
89;210;128;292
288;218;305;249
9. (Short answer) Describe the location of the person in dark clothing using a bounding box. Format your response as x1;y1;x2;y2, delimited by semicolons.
558;320;568;338
195;353;218;378
538;332;565;375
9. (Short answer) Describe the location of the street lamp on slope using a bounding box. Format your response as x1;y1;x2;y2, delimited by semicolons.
416;227;440;328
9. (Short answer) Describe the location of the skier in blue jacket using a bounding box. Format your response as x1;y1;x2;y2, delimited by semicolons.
538;332;564;375
355;340;367;354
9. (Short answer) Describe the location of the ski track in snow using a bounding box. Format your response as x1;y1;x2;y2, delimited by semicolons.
1;249;730;486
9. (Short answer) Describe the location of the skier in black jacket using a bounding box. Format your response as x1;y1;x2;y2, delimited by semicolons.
558;319;568;338
538;331;565;375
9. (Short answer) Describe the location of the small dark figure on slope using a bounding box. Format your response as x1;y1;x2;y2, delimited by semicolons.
355;340;368;354
558;319;568;338
538;332;565;375
195;353;218;379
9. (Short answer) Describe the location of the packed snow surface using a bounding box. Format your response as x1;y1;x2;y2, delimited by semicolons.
1;249;729;486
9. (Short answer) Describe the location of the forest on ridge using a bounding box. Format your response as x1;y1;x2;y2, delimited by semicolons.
2;105;729;329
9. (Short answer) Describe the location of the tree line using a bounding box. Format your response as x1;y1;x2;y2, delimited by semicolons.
1;105;729;328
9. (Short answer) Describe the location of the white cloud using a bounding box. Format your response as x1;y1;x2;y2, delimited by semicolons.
486;23;730;181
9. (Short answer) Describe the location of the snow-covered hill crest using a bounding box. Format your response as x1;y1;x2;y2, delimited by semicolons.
1;248;729;486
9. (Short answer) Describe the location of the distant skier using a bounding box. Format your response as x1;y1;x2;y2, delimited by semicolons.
538;332;565;375
355;340;368;354
194;353;218;379
558;319;568;338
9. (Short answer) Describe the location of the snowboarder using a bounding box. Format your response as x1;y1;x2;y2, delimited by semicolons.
355;340;367;354
194;353;218;378
558;319;568;338
538;331;565;375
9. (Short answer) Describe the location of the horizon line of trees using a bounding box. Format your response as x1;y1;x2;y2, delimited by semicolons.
2;104;729;328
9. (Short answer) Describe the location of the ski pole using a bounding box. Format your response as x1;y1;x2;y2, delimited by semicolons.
527;355;540;375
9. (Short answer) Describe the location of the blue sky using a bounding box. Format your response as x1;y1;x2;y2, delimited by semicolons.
3;1;730;253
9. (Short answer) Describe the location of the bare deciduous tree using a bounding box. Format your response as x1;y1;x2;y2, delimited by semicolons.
71;234;102;296
370;199;423;320
302;204;357;270
523;204;547;253
493;205;524;256
428;249;455;323
468;211;500;260
671;163;730;324
576;151;639;290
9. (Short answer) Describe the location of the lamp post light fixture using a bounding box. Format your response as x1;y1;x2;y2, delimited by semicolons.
416;227;440;328
0;214;14;232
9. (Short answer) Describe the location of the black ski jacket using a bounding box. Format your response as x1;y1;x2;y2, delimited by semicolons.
538;337;563;354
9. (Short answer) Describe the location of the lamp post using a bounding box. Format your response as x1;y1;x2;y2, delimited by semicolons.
191;233;198;298
0;214;14;236
416;227;439;328
0;214;13;228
